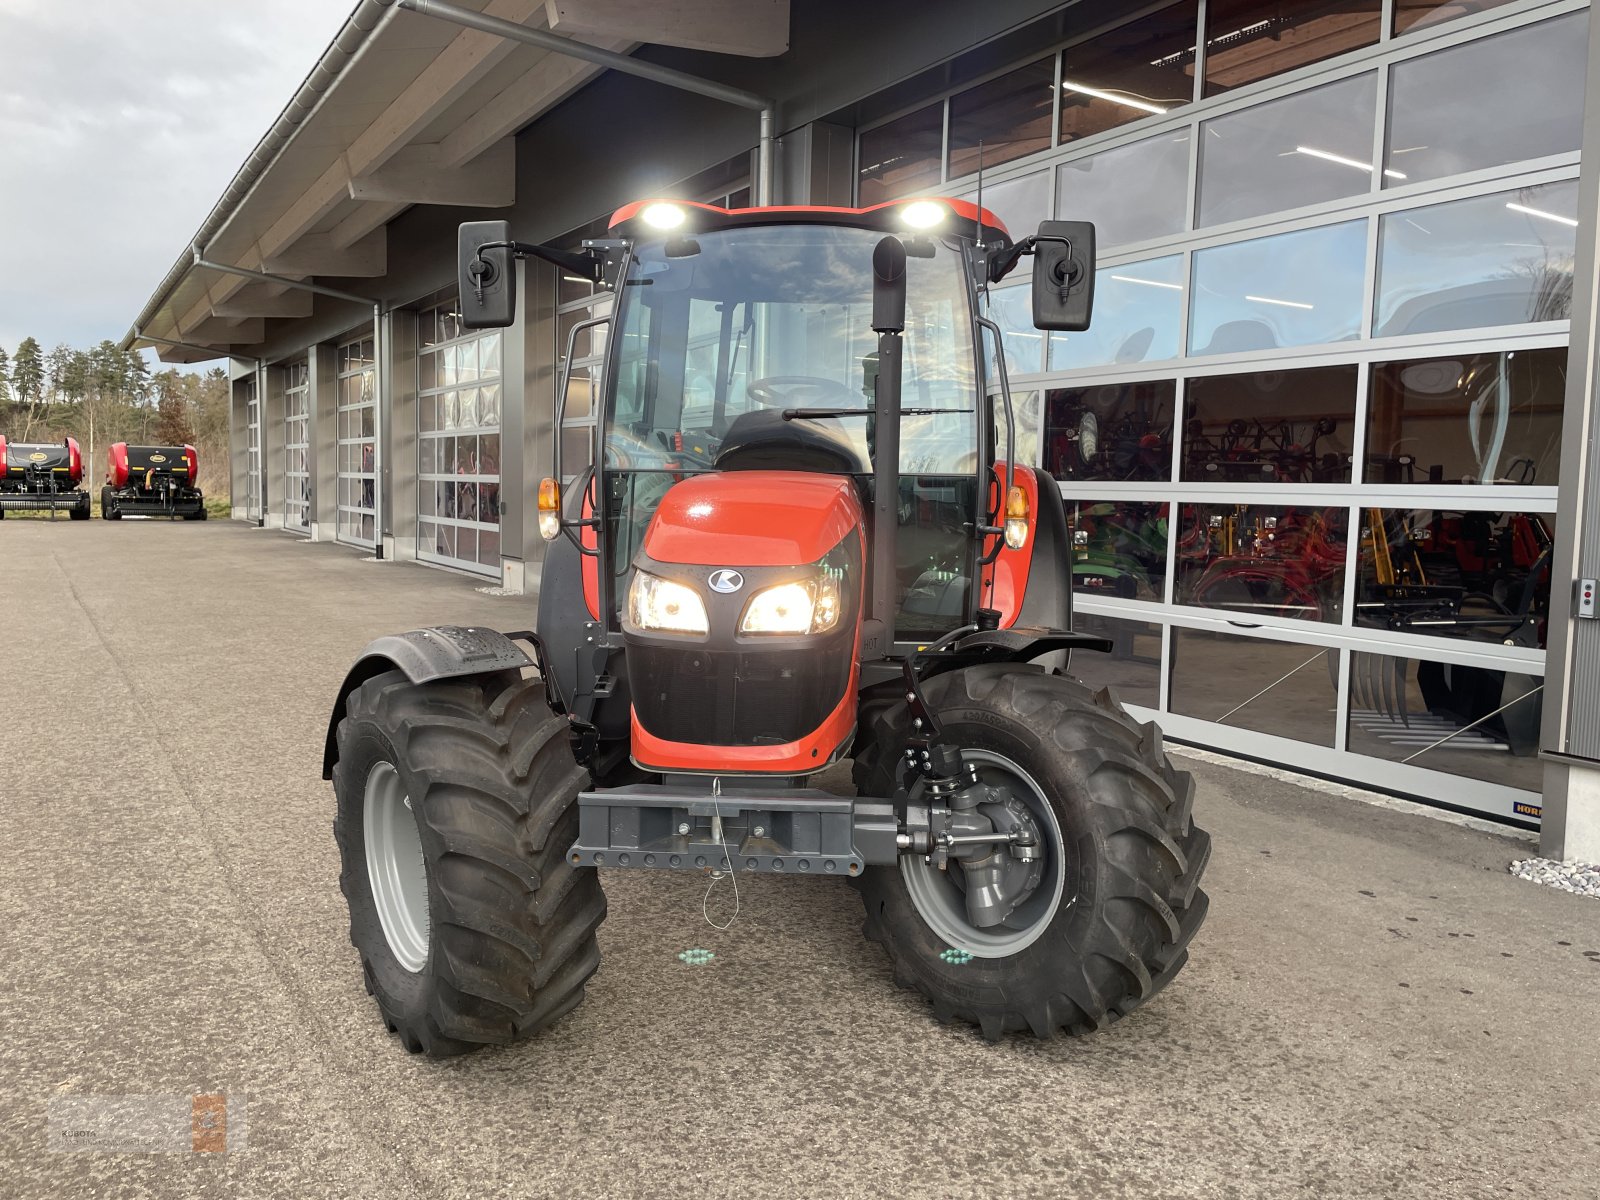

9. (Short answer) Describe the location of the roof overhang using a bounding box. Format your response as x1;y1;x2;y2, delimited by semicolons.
124;0;642;362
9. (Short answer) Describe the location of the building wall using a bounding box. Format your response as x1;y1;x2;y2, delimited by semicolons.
223;0;1589;826
843;0;1585;823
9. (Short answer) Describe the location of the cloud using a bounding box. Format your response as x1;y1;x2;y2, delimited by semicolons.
0;0;353;367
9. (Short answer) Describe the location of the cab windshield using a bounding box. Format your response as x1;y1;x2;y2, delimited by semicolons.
606;224;977;474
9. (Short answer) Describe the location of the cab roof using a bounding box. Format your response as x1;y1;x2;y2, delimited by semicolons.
608;198;1011;246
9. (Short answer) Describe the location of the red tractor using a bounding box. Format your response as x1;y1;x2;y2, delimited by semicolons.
322;198;1210;1056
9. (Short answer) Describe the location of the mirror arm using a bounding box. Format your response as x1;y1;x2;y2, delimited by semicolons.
467;241;604;306
986;236;1034;284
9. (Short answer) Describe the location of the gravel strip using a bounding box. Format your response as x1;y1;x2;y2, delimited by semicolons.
1510;857;1600;898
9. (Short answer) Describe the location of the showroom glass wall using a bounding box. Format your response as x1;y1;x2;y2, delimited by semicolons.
416;298;505;577
284;359;310;534
857;0;1586;821
335;336;378;549
243;375;261;522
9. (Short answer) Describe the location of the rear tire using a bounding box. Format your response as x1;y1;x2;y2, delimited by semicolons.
853;663;1210;1039
331;669;606;1057
101;488;120;520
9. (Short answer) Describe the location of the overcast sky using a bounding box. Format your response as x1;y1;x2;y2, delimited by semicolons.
0;0;353;367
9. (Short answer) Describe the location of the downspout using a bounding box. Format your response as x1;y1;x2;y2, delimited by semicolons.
393;0;778;203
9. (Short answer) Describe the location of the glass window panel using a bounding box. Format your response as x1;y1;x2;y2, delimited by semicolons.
419;519;435;547
1367;348;1566;486
457;436;479;475
1059;2;1198;143
418;349;437;394
1198;73;1378;229
480;433;500;472
1203;0;1381;97
1068;613;1163;709
559;273;593;305
960;170;1049;244
1346;653;1543;791
995;389;1042;466
431;521;456;558
1355;507;1553;646
1182;365;1358;484
1375;181;1578;338
459;388;479;429
457;528;478;565
558;308;589;361
1045;379;1176;483
441;391;458;430
419;438;435;475
480;483;501;524
439;307;462;344
1172;628;1339;746
438;345;457;388
1176;503;1349;620
1190;221;1368;355
981;286;1045;374
564;367;597;419
1065;499;1171;602
858;103;944;206
948;57;1055;178
439;480;456;519
438;437;455;476
418;395;436;433
481;331;502;379
1057;130;1190;249
479;527;501;567
1394;0;1516;36
1050;254;1184;371
360;407;374;439
480;383;502;426
562;426;595;474
459;339;479;383
1385;13;1586;186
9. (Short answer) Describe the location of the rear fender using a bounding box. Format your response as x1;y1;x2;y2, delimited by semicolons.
320;625;533;778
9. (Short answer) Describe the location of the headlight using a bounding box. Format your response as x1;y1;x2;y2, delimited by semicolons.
740;575;843;636
627;571;708;634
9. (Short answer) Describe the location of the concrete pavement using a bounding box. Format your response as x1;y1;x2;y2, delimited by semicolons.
1;519;1596;1199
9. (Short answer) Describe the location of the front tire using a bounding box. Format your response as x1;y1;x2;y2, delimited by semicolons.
331;669;606;1056
853;663;1210;1039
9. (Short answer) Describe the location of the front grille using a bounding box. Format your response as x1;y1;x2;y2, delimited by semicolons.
630;640;851;746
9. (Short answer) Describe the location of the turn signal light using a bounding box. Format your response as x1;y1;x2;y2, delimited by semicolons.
537;476;560;541
1004;485;1030;551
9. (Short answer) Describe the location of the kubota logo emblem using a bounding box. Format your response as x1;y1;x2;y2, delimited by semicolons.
708;570;744;594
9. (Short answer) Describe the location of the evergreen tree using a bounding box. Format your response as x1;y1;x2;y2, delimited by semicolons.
152;375;196;445
0;346;10;404
12;337;43;404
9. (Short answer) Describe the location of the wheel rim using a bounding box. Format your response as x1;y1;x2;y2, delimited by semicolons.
363;760;430;972
900;750;1066;959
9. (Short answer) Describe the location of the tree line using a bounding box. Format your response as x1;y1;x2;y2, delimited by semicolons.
0;337;230;496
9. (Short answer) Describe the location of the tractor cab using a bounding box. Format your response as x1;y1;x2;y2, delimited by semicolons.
453;198;1100;775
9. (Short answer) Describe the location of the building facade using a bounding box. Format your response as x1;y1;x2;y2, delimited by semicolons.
126;0;1600;849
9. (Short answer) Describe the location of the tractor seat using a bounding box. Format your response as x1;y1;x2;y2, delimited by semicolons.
713;407;870;476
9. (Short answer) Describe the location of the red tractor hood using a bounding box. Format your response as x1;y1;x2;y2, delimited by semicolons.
644;471;862;567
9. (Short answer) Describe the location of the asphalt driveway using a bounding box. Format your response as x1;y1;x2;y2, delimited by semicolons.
1;520;1596;1199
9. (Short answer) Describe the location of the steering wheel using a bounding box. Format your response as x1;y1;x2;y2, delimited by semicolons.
747;375;861;410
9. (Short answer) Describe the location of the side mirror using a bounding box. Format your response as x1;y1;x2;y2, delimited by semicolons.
458;220;516;329
1031;220;1095;332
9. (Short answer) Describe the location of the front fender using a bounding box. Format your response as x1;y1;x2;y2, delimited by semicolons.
320;625;533;778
